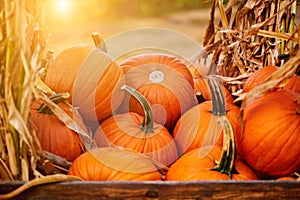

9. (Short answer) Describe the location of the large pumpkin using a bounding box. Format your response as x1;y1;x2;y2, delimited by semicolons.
165;146;258;181
118;53;197;131
237;89;300;178
44;44;125;122
30;100;85;162
68;147;162;181
173;76;240;155
94;85;178;166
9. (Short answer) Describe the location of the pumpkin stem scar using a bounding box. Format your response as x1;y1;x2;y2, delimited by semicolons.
121;85;154;133
149;70;165;83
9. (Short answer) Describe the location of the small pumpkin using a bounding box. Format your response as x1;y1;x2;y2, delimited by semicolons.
44;44;125;122
165;146;258;181
30;97;85;162
68;147;162;181
188;66;234;104
237;90;300;178
94;85;178;166
173;77;240;155
118;53;197;131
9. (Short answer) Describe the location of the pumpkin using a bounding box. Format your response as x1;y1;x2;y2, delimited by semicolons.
242;66;300;94
284;75;300;93
68;147;162;181
188;66;234;104
30;99;85;162
44;44;125;122
94;85;178;166
118;53;197;131
173;77;240;155
237;90;300;178
165;146;258;181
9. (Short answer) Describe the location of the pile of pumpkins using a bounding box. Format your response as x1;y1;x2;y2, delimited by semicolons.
30;43;300;182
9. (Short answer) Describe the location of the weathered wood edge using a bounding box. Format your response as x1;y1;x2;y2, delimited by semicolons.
0;180;299;200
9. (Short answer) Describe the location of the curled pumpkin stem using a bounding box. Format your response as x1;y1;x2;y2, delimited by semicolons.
212;116;238;179
121;85;154;133
0;174;81;199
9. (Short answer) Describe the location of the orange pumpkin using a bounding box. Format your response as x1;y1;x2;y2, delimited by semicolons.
118;53;197;131
30;100;85;162
68;147;162;181
173;77;240;155
188;66;234;104
284;75;300;93
44;44;125;122
242;66;300;94
237;90;300;178
94;85;178;166
165;146;258;181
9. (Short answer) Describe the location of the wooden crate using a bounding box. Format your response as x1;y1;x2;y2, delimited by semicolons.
1;180;300;199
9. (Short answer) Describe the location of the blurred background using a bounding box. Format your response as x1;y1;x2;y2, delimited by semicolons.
45;0;212;56
46;0;300;58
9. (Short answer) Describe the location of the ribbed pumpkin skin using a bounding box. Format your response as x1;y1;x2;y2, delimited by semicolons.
188;66;234;104
165;147;258;181
237;90;300;178
284;75;300;93
94;112;178;166
118;53;197;131
44;44;125;122
173;101;240;155
242;66;278;93
30;101;85;162
243;66;300;94
68;147;162;181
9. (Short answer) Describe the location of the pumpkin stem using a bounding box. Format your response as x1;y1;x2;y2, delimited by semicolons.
207;77;226;116
91;32;107;53
212;116;238;178
207;76;237;178
37;93;70;114
121;85;154;133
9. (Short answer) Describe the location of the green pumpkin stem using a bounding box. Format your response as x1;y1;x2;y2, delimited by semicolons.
121;85;154;133
37;93;70;114
207;76;237;178
207;77;226;116
212;116;238;178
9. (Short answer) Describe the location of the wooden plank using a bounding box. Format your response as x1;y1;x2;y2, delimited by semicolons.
0;180;300;200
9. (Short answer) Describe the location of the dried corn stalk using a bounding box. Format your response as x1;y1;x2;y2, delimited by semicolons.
200;0;299;93
0;0;48;181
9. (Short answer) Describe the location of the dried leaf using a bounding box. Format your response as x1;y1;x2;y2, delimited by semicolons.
203;0;217;47
39;93;97;150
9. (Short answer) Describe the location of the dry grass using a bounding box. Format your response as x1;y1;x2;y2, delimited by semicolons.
0;0;48;181
194;0;299;94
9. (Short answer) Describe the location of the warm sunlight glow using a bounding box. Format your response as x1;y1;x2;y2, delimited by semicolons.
57;0;70;12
